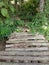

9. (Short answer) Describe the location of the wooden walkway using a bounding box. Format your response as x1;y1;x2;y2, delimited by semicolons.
0;32;49;65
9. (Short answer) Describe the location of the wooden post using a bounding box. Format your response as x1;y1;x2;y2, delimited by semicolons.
39;0;44;12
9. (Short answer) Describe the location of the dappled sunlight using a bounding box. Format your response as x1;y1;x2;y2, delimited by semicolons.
10;0;15;4
42;25;47;30
24;0;29;2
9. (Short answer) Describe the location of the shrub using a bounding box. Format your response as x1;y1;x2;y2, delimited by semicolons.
27;12;49;40
0;0;15;40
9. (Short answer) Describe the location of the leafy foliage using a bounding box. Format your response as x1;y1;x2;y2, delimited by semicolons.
0;0;15;40
16;0;39;21
15;20;25;26
27;12;49;41
0;0;49;41
0;18;15;40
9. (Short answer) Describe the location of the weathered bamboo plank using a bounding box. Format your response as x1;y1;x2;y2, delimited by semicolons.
0;56;49;62
9;32;44;37
6;40;48;44
9;32;42;37
0;62;49;65
5;47;48;51
0;51;49;56
6;37;45;42
6;40;48;43
9;35;45;39
6;43;49;48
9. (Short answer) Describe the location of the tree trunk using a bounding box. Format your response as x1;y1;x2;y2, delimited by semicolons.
39;0;44;12
0;40;6;51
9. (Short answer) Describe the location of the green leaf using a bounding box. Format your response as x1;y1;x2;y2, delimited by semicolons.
0;2;5;7
1;8;9;17
5;18;13;25
9;5;15;13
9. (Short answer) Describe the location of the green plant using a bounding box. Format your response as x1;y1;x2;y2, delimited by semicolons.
27;12;49;39
0;0;15;40
15;0;39;21
14;20;25;27
0;18;15;40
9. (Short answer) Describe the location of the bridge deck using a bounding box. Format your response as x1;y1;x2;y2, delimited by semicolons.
0;32;49;65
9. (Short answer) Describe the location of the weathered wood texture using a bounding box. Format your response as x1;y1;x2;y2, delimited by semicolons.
0;62;49;65
0;32;49;65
